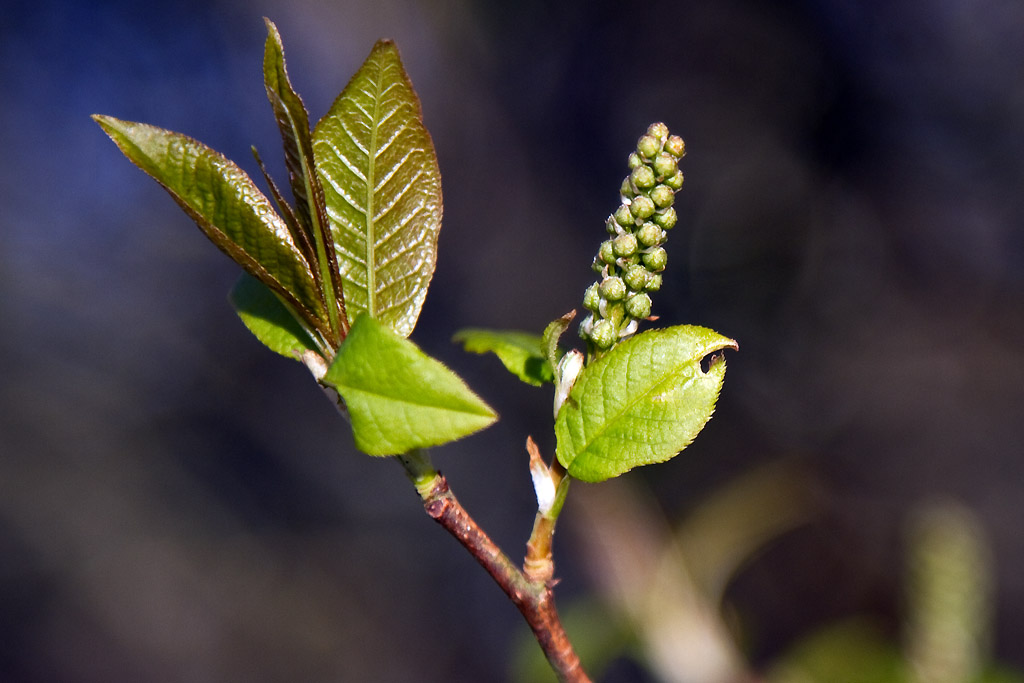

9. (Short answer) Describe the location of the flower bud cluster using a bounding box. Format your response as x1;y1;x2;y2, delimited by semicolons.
580;122;685;351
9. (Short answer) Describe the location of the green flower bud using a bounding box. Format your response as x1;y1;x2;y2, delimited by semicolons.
637;222;663;247
614;204;634;228
599;239;617;265
650;184;675;208
645;273;662;291
653;153;678;179
625;292;652;319
606;216;620;234
612;233;638;258
653;206;677;230
664;170;684;190
647;122;669;140
630;165;656;189
637;134;659;159
623;263;650;291
642;247;668;271
599;276;627;301
583;283;601;311
590;319;616;350
620;177;634;198
627;152;642;169
665;135;685;157
629;196;656;219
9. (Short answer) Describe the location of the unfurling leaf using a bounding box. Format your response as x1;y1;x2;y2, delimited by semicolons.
263;18;347;340
230;273;319;360
324;315;497;456
313;40;442;338
92;115;328;339
555;326;737;482
453;328;554;386
541;311;575;377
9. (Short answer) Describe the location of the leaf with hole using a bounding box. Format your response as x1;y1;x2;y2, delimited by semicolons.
555;325;737;482
313;40;442;338
93;115;328;338
453;328;553;386
324;315;497;456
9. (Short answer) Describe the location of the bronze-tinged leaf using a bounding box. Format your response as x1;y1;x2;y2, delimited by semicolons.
263;19;347;341
312;40;442;338
93;115;328;337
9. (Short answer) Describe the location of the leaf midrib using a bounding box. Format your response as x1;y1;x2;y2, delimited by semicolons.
337;382;495;417
365;58;383;319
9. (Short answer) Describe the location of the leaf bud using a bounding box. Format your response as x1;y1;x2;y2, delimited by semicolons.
665;135;685;157
650;184;675;208
647;122;669;140
653;206;677;230
614;204;634;228
630;165;656;189
612;232;638;258
653;153;678;178
623;263;650;291
625;292;652;319
636;134;660;159
637;222;663;247
599;276;627;301
642;247;668;271
599;239;617;265
583;283;601;311
664;170;684;190
629;195;656;219
645;273;662;291
589;319;616;349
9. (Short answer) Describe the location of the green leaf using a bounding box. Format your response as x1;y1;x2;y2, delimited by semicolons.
263;19;347;340
93;115;328;339
555;325;736;482
312;40;442;338
541;311;575;375
323;315;497;456
452;328;553;386
229;272;319;360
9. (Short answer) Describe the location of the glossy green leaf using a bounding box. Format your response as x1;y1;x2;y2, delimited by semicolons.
452;328;553;386
229;272;319;360
324;315;497;456
555;325;737;482
263;19;347;340
312;40;442;338
93;115;328;338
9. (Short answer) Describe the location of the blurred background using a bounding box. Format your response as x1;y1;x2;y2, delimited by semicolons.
2;0;1023;681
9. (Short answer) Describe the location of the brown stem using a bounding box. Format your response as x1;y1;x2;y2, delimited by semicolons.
403;460;589;682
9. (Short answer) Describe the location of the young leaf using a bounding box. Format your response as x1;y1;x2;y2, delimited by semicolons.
93;115;329;338
312;40;442;338
541;311;575;375
263;18;347;340
452;328;554;386
555;325;737;483
324;315;497;456
229;272;320;360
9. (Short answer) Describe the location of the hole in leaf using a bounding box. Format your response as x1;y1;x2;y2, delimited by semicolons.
700;351;724;374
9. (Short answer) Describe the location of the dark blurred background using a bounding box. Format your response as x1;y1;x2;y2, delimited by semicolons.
2;0;1023;681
